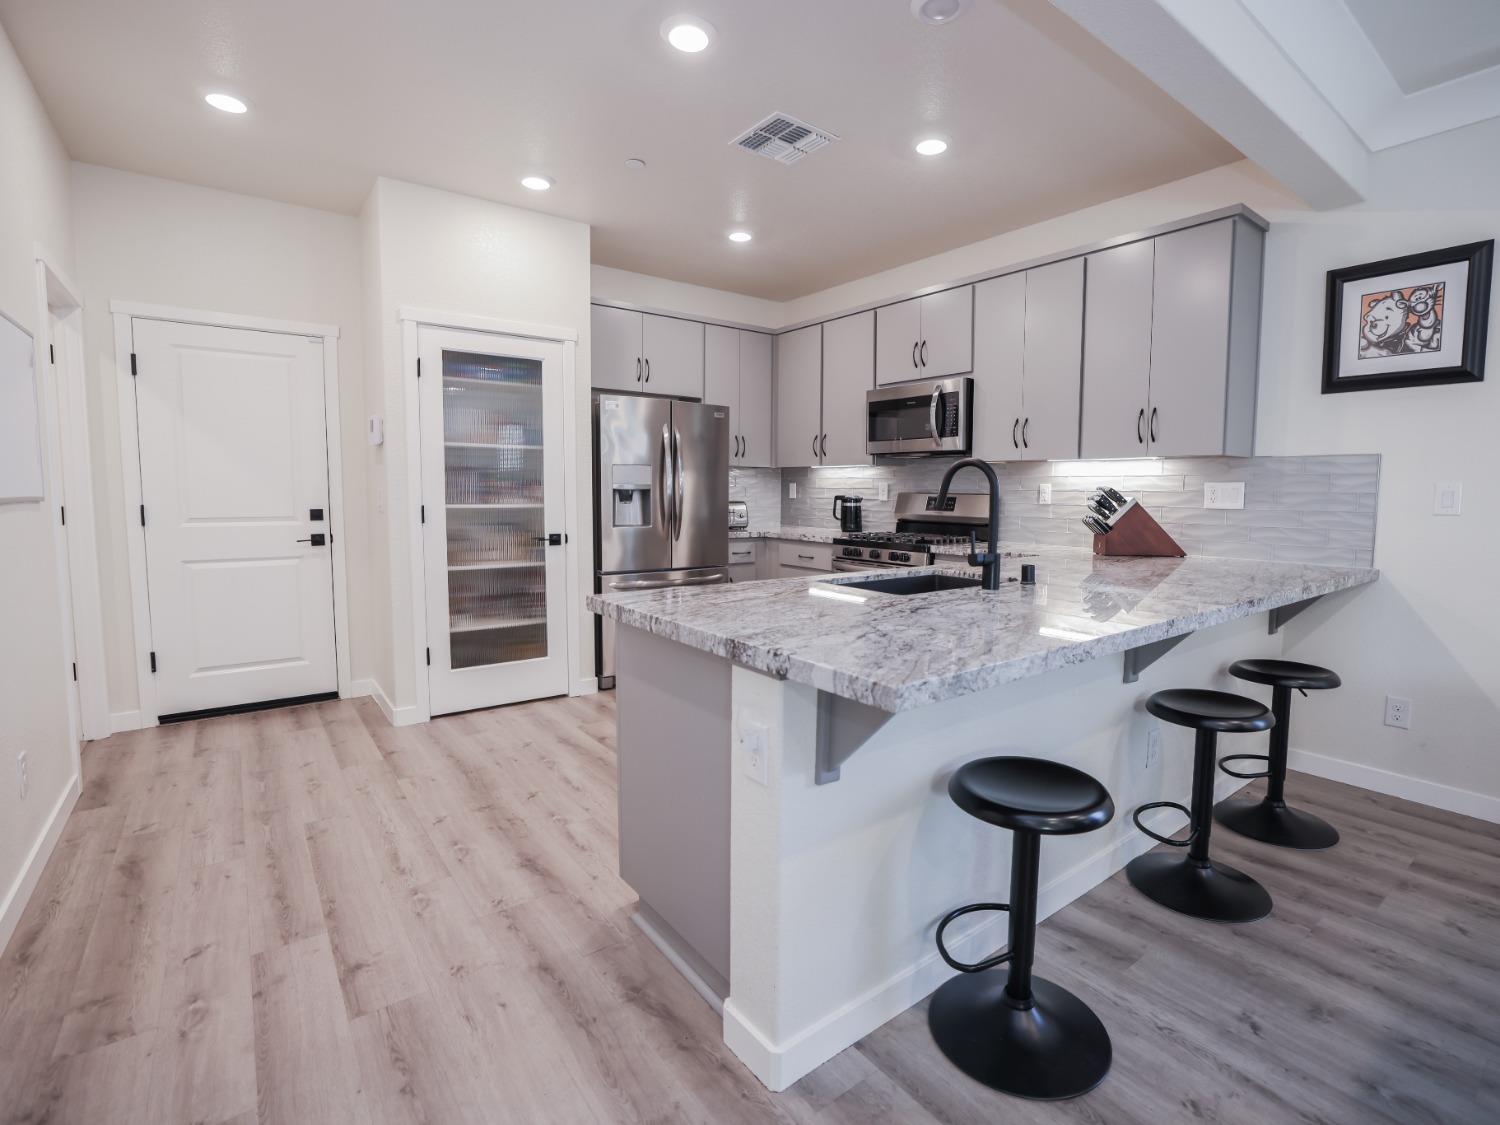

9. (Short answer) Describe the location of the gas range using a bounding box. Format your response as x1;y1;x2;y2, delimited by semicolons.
831;492;991;571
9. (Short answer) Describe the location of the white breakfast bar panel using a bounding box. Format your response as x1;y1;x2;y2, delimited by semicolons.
593;552;1377;1090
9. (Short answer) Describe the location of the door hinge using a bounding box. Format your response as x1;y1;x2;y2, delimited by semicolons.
425;647;431;666
71;662;77;682
49;344;55;364
149;651;157;674
130;352;138;377
140;504;146;527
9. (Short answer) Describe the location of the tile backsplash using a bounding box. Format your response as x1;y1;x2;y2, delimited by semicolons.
761;455;1380;568
728;466;782;530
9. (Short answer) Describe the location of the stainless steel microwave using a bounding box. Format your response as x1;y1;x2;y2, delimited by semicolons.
866;376;973;456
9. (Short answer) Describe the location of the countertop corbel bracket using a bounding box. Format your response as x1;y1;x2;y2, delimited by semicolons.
1122;633;1191;683
1268;596;1321;635
815;691;891;784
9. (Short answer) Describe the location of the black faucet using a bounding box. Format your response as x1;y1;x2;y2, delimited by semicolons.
936;458;1001;591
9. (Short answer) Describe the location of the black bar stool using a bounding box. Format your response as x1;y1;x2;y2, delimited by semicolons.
1215;658;1342;850
1126;689;1274;924
929;756;1115;1101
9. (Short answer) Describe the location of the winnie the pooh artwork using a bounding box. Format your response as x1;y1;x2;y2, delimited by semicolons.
1358;282;1444;359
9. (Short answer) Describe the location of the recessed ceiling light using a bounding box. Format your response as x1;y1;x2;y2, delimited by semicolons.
624;158;647;170
728;230;752;243
662;16;714;53
915;137;949;156
204;92;247;114
910;0;969;25
520;175;553;191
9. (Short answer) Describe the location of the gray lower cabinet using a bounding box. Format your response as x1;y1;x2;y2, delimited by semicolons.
1081;216;1262;458
775;325;824;468
773;540;832;577
972;260;1083;462
728;539;761;581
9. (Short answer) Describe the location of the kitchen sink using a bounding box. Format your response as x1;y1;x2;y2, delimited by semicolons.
838;572;982;596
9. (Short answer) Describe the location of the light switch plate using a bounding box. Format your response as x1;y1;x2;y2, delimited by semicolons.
1204;482;1245;509
788;481;797;499
1038;483;1052;505
1434;481;1462;516
877;481;889;501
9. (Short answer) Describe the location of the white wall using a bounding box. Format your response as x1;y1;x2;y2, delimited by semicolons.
0;19;79;950
364;177;593;712
70;164;369;722
591;264;782;330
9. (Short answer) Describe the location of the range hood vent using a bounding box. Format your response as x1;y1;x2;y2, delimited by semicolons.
730;112;840;165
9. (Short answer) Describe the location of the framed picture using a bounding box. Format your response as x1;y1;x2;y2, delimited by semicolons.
1321;240;1492;393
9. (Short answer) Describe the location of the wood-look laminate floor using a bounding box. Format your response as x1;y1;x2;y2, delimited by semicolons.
2;693;1497;1124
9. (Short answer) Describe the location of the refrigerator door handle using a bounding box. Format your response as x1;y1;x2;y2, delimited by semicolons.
659;423;674;536
672;427;685;541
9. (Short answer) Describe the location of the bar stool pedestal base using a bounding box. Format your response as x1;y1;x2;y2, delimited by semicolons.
928;974;1111;1101
1126;851;1272;923
1214;797;1340;850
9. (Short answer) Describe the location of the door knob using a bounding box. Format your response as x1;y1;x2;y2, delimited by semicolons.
297;533;327;546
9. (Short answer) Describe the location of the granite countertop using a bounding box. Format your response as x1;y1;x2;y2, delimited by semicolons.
588;547;1378;712
728;526;839;543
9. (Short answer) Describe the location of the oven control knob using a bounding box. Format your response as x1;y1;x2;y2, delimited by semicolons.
891;551;909;563
842;546;858;557
869;550;882;560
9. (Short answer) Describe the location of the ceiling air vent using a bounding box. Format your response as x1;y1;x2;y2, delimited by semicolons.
730;112;840;165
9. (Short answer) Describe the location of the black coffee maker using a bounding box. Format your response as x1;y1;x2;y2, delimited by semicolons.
833;495;863;533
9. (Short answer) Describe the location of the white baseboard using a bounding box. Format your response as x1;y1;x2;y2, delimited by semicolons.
724;774;1248;1092
349;678;423;727
0;773;81;958
108;710;145;734
1290;747;1500;825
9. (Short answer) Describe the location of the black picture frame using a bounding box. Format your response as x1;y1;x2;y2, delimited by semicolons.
1321;239;1492;394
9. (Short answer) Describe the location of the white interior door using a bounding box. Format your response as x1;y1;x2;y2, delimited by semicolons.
419;326;569;715
132;319;337;717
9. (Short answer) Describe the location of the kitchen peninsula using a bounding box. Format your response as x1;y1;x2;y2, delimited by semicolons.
587;549;1377;1091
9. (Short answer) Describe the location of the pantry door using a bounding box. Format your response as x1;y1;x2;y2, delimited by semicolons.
418;326;569;715
132;318;337;718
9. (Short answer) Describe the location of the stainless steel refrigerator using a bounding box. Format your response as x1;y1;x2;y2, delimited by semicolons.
593;393;729;682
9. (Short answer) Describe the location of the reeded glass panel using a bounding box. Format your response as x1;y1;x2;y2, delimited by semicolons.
441;349;548;669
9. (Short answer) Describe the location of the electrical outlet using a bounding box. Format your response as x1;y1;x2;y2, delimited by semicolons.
1204;482;1246;509
1144;728;1161;769
742;723;769;786
16;752;28;801
788;481;797;500
1038;483;1052;505
877;481;889;501
1384;695;1411;730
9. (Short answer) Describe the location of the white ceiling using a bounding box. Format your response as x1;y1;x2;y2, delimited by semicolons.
1345;0;1500;94
0;0;1239;300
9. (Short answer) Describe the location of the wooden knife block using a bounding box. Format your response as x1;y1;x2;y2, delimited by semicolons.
1093;502;1185;558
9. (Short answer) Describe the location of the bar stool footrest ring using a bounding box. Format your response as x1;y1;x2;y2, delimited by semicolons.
1218;753;1272;780
935;903;1012;973
1132;801;1197;847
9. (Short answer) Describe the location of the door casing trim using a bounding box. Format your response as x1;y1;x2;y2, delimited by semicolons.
112;302;352;727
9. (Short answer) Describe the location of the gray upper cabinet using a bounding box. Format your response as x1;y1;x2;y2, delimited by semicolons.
972;273;1026;461
775;325;823;468
590;305;704;398
738;331;774;467
1019;258;1084;461
592;304;647;391
1081;217;1261;459
640;313;704;399
972;262;1082;461
820;312;874;466
874;286;973;385
706;325;773;467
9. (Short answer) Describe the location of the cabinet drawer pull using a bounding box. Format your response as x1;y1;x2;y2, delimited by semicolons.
798;553;815;560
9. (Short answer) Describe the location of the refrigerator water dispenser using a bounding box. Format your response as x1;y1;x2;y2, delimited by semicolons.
612;464;653;527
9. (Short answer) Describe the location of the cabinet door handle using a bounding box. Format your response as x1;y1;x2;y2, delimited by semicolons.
912;341;919;368
821;433;828;457
644;357;650;383
1021;417;1029;449
813;434;819;459
1149;406;1158;443
1136;407;1145;444
636;357;642;382
1012;418;1020;449
920;340;928;367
